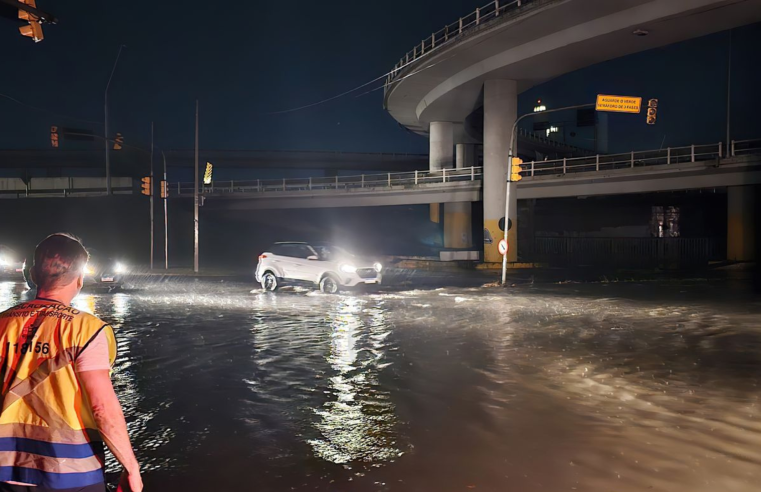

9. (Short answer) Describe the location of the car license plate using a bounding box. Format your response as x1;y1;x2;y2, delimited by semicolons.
364;279;378;284
101;276;114;282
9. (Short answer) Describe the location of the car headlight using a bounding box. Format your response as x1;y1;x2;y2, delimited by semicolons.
373;262;383;273
340;264;357;274
84;265;95;276
0;257;9;267
114;262;127;274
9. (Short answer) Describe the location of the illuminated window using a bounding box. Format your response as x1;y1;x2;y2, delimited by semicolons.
545;126;559;136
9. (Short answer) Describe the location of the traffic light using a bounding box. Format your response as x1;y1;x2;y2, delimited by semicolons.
50;126;58;148
204;162;213;185
113;133;124;150
18;0;44;43
646;98;658;125
141;177;152;196
160;180;168;199
510;157;523;182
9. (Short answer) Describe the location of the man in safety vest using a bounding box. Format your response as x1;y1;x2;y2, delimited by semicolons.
0;234;142;492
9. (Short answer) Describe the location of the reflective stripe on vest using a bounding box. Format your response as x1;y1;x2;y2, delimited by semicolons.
0;300;117;488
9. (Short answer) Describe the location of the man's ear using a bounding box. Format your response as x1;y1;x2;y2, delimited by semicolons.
77;273;84;290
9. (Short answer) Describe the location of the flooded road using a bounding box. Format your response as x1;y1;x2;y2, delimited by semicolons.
1;275;760;491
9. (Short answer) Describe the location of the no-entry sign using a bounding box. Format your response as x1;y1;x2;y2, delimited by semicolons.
498;239;508;255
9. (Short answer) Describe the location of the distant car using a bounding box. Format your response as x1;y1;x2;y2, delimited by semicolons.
23;249;129;291
0;245;25;280
83;250;129;289
255;242;382;294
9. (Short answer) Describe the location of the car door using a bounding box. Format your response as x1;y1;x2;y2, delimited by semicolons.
282;244;316;282
299;244;326;283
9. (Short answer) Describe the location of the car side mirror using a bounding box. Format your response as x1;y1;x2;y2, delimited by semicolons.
307;255;319;261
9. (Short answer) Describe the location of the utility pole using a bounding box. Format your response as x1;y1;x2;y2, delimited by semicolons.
726;29;732;157
104;45;125;195
501;103;595;285
163;151;169;270
194;100;200;273
150;122;155;270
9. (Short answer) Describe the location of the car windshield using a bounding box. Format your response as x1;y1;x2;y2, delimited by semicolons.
312;244;353;261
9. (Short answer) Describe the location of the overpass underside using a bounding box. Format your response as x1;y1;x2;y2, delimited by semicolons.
382;0;761;263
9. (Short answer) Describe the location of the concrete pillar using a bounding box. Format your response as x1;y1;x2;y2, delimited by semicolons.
483;80;517;263
430;122;454;171
727;185;755;261
429;122;454;224
456;143;476;169
443;143;476;248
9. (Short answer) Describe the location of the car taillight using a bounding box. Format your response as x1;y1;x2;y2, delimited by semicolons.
259;254;267;259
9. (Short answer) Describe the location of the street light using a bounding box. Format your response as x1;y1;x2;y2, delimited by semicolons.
104;44;126;196
501;102;595;285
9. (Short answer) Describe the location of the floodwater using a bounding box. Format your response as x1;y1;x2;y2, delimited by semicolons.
1;274;760;492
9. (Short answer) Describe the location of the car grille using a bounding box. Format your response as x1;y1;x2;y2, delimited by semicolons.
356;268;377;279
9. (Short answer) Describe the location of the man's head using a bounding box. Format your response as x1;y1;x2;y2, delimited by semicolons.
32;233;89;296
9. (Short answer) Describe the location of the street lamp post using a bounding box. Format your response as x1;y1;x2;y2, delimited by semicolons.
501;103;595;285
104;45;125;196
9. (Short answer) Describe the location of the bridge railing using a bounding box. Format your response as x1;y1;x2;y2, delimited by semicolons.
175;166;484;196
386;0;531;86
731;138;761;157
521;142;725;177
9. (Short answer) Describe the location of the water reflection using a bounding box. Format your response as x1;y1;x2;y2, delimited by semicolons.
308;296;401;465
0;282;23;312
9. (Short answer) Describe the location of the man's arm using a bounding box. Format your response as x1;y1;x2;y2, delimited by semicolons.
78;370;143;492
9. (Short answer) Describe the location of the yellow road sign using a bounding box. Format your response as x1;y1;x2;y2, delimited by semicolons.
595;94;642;113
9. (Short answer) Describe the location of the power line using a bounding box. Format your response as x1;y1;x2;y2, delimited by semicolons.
0;92;103;126
263;16;521;116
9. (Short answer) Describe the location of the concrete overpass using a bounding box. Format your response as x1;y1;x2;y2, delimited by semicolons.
382;0;761;262
172;144;761;208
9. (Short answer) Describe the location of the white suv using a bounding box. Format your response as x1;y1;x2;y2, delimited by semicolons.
255;242;383;293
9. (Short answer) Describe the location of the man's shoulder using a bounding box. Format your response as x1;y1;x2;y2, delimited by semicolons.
0;300;38;318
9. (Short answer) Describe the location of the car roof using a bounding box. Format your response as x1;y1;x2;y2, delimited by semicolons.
272;242;308;245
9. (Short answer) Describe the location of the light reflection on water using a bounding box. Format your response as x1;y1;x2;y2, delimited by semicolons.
308;296;401;465
0;279;760;491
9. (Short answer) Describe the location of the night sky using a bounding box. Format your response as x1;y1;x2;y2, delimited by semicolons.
2;1;760;154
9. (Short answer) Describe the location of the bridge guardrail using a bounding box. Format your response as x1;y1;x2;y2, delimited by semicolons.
176;167;484;196
171;138;761;197
522;138;761;177
386;0;532;88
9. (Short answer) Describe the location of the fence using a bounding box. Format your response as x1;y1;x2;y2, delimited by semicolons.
526;237;724;267
176;167;483;196
386;0;534;86
520;138;761;177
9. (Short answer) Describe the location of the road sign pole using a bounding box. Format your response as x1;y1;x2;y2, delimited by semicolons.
501;102;595;285
150;122;154;270
194;100;199;274
162;151;168;270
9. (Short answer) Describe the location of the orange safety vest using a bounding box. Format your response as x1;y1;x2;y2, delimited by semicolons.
0;298;116;488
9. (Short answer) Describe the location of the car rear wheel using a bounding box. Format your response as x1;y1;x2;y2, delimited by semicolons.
261;272;279;292
319;275;340;294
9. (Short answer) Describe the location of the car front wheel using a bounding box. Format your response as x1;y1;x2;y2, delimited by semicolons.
261;272;279;292
319;275;340;294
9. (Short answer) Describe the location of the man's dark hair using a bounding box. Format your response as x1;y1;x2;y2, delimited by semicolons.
32;233;89;291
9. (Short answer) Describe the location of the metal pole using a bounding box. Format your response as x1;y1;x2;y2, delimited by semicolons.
162;151;168;270
150;122;154;270
104;45;125;196
194;100;199;274
501;102;595;285
726;29;732;158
